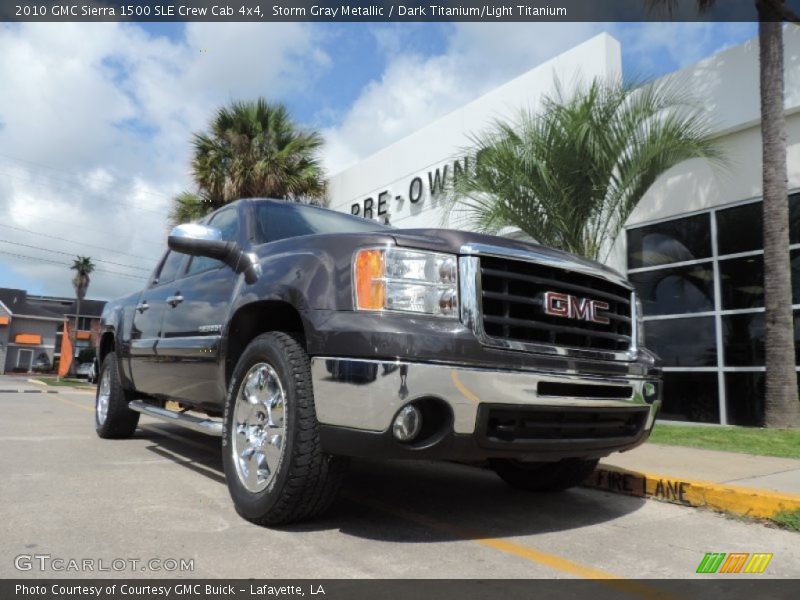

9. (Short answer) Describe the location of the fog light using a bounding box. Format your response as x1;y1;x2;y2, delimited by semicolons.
644;382;659;404
392;405;422;442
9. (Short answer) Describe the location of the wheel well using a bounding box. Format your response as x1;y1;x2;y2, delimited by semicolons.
99;332;115;364
225;301;306;387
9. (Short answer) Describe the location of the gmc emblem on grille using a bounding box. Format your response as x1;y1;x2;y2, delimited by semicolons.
543;291;610;325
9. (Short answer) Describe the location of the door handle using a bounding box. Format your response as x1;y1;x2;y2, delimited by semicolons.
135;301;149;313
166;294;184;307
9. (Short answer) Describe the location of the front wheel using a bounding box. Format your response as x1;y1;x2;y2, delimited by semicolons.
95;352;139;439
222;332;348;525
490;458;599;492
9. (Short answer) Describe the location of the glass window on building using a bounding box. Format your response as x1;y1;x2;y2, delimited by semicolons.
725;373;764;427
627;213;712;269
645;317;717;367
791;193;800;244
716;202;763;255
660;372;720;423
722;313;766;367
629;264;714;316
718;256;763;309
626;193;800;426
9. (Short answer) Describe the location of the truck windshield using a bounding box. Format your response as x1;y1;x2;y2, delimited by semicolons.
253;201;391;243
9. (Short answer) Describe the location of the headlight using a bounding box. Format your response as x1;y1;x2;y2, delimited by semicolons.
635;295;645;347
354;247;459;318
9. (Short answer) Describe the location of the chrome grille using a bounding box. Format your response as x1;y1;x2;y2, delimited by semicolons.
479;256;632;353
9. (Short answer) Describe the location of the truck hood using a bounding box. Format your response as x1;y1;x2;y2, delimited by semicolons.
389;228;629;287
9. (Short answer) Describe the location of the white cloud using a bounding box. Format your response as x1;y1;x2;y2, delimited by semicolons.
615;22;756;77
321;22;756;175
0;22;327;299
323;23;601;173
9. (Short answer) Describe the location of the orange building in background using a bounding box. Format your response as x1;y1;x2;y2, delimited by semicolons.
58;317;102;377
0;288;105;375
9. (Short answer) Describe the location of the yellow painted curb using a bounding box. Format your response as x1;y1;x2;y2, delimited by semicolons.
584;464;800;519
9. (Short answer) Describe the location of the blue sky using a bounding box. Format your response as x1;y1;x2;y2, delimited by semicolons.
132;21;757;130
0;21;759;299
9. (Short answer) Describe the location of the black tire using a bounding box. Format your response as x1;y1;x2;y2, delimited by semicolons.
490;457;599;492
222;332;348;526
95;352;139;439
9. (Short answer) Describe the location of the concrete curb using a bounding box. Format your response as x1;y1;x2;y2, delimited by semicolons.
0;389;58;394
26;378;47;387
584;464;800;520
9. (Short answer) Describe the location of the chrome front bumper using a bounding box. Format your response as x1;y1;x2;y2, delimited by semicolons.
310;357;660;436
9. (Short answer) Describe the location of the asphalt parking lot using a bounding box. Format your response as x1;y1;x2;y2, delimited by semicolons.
1;375;798;581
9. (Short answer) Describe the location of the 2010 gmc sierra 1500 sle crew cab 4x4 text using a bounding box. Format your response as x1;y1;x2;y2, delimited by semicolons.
95;198;661;525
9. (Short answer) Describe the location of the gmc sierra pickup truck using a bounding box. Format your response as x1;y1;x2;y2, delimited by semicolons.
96;198;661;525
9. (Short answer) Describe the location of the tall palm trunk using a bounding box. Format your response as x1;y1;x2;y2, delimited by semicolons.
759;13;800;427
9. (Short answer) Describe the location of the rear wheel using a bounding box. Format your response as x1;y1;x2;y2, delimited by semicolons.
490;458;599;492
95;352;139;439
222;332;348;525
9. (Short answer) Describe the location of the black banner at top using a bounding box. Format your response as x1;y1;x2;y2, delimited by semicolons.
2;0;799;23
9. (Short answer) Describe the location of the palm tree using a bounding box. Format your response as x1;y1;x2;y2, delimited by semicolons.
447;77;723;260
68;256;95;377
648;2;800;426
170;99;327;225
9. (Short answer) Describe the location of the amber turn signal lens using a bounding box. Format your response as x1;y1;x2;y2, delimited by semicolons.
354;249;386;310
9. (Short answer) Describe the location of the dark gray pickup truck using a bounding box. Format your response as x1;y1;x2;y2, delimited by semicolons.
96;198;661;525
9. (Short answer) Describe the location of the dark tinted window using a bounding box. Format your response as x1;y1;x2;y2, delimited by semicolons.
791;193;800;244
724;310;800;366
629;264;714;316
254;201;389;243
723;313;765;366
716;202;762;255
186;207;240;276
719;255;763;310
660;372;719;424
794;249;800;304
627;214;711;269
725;373;764;427
645;317;717;367
155;251;185;286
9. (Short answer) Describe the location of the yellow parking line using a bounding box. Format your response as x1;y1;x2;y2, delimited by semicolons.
345;491;615;577
346;492;682;598
50;393;94;413
450;370;480;403
47;392;678;595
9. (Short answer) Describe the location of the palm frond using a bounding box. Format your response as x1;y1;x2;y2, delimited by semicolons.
445;76;725;260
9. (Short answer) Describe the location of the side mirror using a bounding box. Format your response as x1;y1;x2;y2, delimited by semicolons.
167;223;260;284
168;223;227;258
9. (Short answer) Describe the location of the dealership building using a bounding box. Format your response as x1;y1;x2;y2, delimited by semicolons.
327;31;800;426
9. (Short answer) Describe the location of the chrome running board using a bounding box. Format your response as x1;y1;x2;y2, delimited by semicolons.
129;400;223;437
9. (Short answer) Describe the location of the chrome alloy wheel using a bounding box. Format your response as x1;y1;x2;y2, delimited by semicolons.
96;368;111;424
232;363;287;493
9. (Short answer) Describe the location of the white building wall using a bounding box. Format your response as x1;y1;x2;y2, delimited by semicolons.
606;26;800;272
329;28;800;277
328;33;622;230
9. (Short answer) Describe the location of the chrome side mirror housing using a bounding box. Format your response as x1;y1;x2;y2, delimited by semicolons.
168;223;223;243
167;223;259;284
